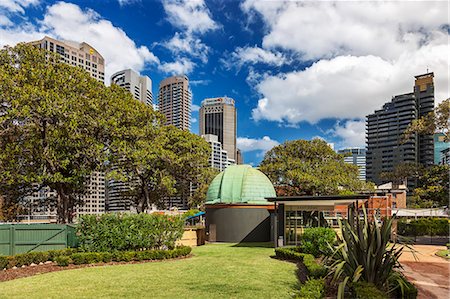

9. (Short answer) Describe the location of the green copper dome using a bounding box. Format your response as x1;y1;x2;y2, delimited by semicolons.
206;165;276;205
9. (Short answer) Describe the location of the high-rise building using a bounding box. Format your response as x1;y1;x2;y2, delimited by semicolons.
236;149;244;165
158;75;191;130
202;134;235;171
31;36;105;83
199;97;237;161
111;69;152;106
366;73;435;187
25;36;107;220
434;133;450;165
338;148;367;181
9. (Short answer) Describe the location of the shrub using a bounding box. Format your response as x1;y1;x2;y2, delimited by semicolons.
296;279;325;299
55;256;71;267
0;256;8;269
70;253;87;265
398;218;449;236
275;248;327;278
300;227;336;257
47;248;78;261
77;213;185;252
352;282;388;299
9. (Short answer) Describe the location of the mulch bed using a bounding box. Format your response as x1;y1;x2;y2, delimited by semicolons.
0;255;192;282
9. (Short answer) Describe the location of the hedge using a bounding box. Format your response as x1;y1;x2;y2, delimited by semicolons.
397;218;449;236
0;248;77;269
299;227;336;257
275;247;327;278
55;246;192;267
296;278;325;299
77;213;185;252
352;282;388;299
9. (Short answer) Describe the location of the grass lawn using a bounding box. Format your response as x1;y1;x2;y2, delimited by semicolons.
0;243;298;299
436;249;450;259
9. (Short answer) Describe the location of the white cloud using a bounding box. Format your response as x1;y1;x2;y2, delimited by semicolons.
237;136;280;153
0;15;13;26
117;0;138;6
191;117;197;123
160;32;209;63
252;44;449;124
190;79;210;86
158;57;195;75
191;104;200;112
0;0;39;13
332;120;366;149
162;0;218;34
242;1;449;61
224;46;287;70
0;2;159;85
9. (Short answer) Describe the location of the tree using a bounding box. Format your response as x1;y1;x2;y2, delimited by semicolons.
0;43;134;223
110;121;212;212
380;162;424;186
259;139;373;196
403;98;450;142
410;164;449;208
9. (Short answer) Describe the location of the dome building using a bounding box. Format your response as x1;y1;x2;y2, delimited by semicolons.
205;165;276;242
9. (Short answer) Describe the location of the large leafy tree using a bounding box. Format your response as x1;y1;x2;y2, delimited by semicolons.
0;44;134;223
110;122;212;212
259;139;372;196
410;164;449;208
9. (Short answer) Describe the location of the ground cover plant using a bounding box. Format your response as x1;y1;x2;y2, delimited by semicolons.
0;243;298;299
77;213;184;252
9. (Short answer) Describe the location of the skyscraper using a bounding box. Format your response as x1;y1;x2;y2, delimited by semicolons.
338;148;366;181
199;97;237;161
434;133;450;165
31;36;106;83
158;75;191;130
366;73;435;187
26;36;106;219
202;134;234;171
111;69;152;106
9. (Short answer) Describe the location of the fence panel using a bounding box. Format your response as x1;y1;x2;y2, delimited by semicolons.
0;224;76;255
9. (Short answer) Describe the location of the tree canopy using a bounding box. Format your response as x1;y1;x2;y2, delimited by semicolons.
259;139;373;196
0;43;213;222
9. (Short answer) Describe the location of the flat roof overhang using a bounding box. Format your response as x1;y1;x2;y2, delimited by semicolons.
266;195;371;210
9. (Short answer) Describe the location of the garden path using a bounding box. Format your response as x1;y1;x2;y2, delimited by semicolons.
399;245;450;299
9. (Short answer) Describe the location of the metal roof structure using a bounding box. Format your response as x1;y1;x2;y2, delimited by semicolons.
206;165;276;205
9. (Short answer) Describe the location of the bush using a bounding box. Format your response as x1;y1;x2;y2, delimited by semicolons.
55;256;71;267
352;282;388;299
300;227;336;257
47;248;78;261
398;218;449;236
77;213;185;252
296;279;325;299
275;248;327;278
0;256;8;269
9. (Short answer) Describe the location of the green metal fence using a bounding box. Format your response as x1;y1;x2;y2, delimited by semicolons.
0;224;78;255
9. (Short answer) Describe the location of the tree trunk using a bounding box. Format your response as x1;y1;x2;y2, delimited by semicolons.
56;184;69;224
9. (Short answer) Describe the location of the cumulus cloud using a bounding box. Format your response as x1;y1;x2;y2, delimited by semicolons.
191;104;200;112
162;0;218;34
331;120;366;149
160;32;209;63
242;1;449;60
0;0;39;13
158;57;195;75
244;1;449;126
223;46;288;70
237;136;280;154
117;0;138;6
0;2;159;85
252;45;449;124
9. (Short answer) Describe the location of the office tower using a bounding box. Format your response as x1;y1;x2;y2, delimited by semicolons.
158;75;191;130
434;133;450;164
338;148;367;181
25;36;107;220
111;69;152;106
202;134;234;171
236;149;244;165
366;73;435;187
440;148;450;165
199;97;237;161
31;36;105;83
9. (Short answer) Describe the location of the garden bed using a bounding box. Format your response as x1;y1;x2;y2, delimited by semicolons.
0;254;192;282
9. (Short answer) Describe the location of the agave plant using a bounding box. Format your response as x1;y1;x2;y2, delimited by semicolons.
328;206;412;298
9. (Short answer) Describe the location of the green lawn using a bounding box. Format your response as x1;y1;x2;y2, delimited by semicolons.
0;243;299;299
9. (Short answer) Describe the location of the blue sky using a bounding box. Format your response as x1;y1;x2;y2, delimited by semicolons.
1;0;449;165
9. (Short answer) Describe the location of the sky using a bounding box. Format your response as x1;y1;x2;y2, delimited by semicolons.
0;0;449;166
